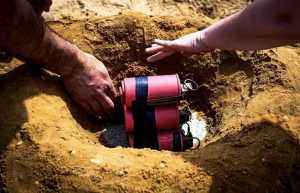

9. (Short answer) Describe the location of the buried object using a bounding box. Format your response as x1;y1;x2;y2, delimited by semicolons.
119;74;201;151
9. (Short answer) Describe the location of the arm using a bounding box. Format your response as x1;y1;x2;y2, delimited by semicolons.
0;0;117;118
146;0;300;62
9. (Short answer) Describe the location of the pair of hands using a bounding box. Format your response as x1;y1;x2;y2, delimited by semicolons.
65;31;211;118
61;31;211;118
26;0;211;118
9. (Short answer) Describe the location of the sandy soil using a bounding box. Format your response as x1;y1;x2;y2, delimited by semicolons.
1;11;300;192
51;0;250;20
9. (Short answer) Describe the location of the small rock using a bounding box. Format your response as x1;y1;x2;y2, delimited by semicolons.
262;158;266;162
70;151;76;154
160;164;165;168
119;171;124;175
242;171;247;175
90;159;101;164
17;141;23;145
35;181;39;185
73;39;76;42
85;22;94;30
283;116;289;122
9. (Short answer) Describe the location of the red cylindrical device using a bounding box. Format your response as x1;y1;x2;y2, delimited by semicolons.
123;104;179;133
127;129;183;151
121;74;181;107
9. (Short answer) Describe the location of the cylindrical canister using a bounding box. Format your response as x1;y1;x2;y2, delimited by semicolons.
120;74;181;107
127;129;183;151
124;104;179;133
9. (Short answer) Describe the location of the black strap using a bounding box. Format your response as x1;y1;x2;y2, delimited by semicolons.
132;77;158;149
173;131;181;152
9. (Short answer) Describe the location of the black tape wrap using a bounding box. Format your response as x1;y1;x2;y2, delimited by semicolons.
132;77;159;149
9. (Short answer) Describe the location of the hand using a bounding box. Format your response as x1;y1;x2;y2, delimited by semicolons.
61;53;117;119
146;31;213;62
26;0;52;15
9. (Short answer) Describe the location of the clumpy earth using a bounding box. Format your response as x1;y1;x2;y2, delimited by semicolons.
51;0;251;20
1;12;300;192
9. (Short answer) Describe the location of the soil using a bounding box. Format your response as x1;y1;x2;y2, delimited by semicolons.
1;9;300;193
51;0;251;20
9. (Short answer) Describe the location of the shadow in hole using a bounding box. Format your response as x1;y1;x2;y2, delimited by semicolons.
176;121;300;192
0;61;110;157
218;51;254;78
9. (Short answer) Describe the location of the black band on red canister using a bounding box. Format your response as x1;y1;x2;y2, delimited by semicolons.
173;131;181;152
135;77;148;100
132;77;159;149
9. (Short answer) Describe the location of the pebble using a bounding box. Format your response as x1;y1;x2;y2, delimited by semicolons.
283;116;289;122
90;159;101;164
242;171;247;175
262;158;266;162
160;164;165;168
119;171;124;175
85;22;94;30
17;141;23;145
70;151;76;154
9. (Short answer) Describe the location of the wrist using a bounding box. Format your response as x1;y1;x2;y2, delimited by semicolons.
57;45;84;77
196;30;214;52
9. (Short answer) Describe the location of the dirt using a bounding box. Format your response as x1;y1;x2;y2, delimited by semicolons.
51;0;251;20
1;10;300;193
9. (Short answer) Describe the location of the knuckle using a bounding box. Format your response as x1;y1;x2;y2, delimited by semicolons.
104;104;114;111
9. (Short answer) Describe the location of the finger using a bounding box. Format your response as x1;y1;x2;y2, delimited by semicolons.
100;96;115;119
147;51;175;63
146;45;175;54
107;84;118;103
89;99;107;117
80;101;98;116
181;51;196;57
152;44;158;47
154;39;181;49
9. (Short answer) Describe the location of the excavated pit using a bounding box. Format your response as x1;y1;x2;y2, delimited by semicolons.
1;12;300;192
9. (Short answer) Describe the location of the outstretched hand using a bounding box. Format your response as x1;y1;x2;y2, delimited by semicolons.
61;53;117;119
146;31;213;62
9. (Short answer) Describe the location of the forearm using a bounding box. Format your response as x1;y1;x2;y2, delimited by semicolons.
202;0;300;51
0;0;81;76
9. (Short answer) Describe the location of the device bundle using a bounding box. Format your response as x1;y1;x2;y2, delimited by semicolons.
119;74;199;151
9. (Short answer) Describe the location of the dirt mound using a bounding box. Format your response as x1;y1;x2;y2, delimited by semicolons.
51;0;249;20
1;12;300;192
